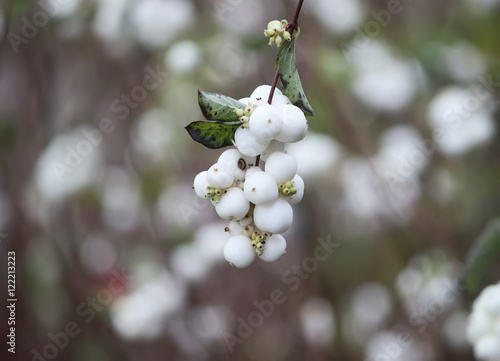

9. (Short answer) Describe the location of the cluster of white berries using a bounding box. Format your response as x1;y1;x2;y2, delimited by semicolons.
193;85;308;268
264;20;291;47
233;85;308;157
467;281;500;360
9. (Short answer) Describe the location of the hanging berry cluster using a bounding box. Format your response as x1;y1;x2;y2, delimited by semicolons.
186;7;314;268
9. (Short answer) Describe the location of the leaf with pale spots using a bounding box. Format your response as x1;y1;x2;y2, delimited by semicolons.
276;31;315;116
198;90;246;122
463;219;500;294
185;121;240;149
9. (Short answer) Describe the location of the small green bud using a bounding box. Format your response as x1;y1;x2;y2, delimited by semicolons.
283;31;291;41
267;20;281;31
275;35;282;46
281;188;291;196
213;194;221;203
215;189;222;196
281;19;288;27
289;187;297;195
268;36;276;46
235;108;244;117
285;181;294;188
265;29;275;37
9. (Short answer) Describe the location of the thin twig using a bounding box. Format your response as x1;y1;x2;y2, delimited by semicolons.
260;0;306;168
267;0;305;105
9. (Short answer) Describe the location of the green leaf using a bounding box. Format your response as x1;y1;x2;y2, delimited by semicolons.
185;121;241;149
198;91;246;122
276;32;315;116
462;219;500;294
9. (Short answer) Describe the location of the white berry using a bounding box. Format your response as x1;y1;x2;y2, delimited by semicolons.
224;235;256;268
265;151;297;183
245;166;262;179
244;171;278;205
250;85;282;104
234;127;270;157
260;234;287;262
275;104;308;143
227;221;243;236
207;163;234;188
217;149;251;181
271;94;292;107
215;187;250;221
193;171;209;199
249;104;283;141
254;198;293;234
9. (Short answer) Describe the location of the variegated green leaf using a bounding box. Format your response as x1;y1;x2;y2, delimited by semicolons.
276;33;315;116
198;91;246;122
185;121;240;149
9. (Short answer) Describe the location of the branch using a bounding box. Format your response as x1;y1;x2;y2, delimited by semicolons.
267;0;305;105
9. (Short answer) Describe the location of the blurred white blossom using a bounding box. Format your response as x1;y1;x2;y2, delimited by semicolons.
350;42;419;112
467;281;500;360
285;131;344;180
395;250;462;316
351;283;393;331
170;222;230;282
131;0;195;49
111;267;184;340
299;297;336;346
101;167;141;232
309;0;364;35
339;155;420;224
438;42;486;83
427;86;495;156
33;126;103;203
365;330;434;361
165;41;202;75
187;306;232;343
131;108;175;166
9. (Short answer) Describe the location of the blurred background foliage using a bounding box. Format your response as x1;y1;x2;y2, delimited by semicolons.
0;0;499;360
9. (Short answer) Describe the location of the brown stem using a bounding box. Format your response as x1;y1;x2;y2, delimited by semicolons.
267;68;281;105
266;0;305;105
287;0;304;33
